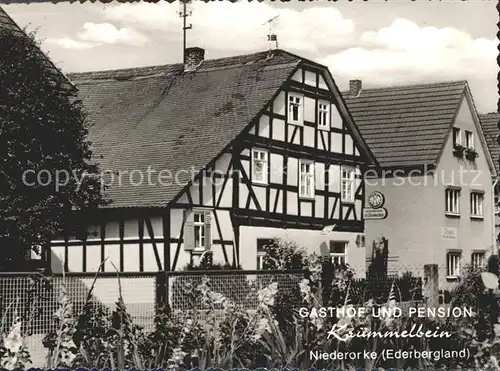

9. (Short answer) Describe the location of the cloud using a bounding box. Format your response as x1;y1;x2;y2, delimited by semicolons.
35;3;496;112
320;18;497;112
44;22;148;51
45;37;96;50
101;2;355;55
77;22;148;46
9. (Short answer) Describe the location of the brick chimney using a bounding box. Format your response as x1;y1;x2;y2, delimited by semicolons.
184;47;205;72
349;79;362;97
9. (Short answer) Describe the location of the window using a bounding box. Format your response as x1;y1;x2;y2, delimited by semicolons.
256;239;273;270
318;101;330;129
470;192;484;217
299;160;315;198
446;252;461;278
184;210;212;251
445;188;460;215
193;212;206;250
288;94;303;124
495;196;500;215
465;130;474;149
257;253;265;270
341;167;355;203
330;241;347;265
471;252;486;269
252;149;268;184
453;127;462;146
27;246;42;260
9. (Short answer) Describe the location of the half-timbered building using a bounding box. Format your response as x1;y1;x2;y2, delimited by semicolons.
49;48;377;274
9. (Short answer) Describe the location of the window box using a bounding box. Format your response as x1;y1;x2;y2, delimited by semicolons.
465;148;478;161
452;144;465;158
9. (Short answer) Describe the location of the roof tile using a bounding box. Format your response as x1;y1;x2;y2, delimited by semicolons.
342;81;467;168
70;50;300;208
479;112;500;173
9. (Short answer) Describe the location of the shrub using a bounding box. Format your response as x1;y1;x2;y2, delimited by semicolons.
171;252;251;310
261;238;308;270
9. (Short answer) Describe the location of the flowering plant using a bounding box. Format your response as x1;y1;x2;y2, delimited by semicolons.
0;299;32;369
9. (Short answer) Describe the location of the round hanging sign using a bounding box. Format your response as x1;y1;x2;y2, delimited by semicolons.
368;191;385;209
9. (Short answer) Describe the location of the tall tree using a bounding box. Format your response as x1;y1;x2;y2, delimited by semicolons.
0;27;106;271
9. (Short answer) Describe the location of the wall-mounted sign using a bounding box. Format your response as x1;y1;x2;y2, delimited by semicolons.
363;207;388;220
367;191;385;209
441;227;458;240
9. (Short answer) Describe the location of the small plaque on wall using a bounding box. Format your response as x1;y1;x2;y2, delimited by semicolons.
441;227;458;240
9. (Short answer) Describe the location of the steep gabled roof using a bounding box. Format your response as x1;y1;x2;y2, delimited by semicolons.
479;112;500;174
342;81;468;168
70;50;303;208
0;6;74;91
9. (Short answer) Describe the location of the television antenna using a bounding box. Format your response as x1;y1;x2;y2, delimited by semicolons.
178;0;193;63
263;15;279;50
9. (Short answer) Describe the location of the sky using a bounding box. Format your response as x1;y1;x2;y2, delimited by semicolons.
3;0;498;113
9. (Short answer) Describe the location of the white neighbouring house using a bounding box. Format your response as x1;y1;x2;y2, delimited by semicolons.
343;80;497;280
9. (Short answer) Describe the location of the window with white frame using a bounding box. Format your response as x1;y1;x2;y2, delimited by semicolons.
471;252;486;269
453;127;462;146
330;241;347;265
317;101;330;129
465;130;474;148
256;239;273;270
446;252;461;278
257;253;265;270
28;245;42;260
193;212;206;250
341;166;355;203
470;192;484;217
299;160;315;198
288;94;303;124
445;188;460;215
252;149;268;184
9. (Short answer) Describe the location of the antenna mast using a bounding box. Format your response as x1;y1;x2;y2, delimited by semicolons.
179;0;193;63
263;15;279;50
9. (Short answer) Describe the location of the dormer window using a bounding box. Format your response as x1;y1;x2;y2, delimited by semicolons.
288;93;303;125
317;101;330;130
